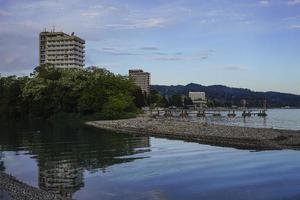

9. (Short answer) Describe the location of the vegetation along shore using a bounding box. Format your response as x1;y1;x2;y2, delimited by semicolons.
86;117;300;150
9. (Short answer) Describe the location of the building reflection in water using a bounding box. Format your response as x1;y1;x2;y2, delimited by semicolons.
39;160;84;198
0;151;5;171
0;120;150;198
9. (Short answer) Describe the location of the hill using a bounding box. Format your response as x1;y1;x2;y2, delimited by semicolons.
151;83;300;108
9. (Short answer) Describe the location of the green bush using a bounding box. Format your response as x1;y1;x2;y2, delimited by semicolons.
0;64;141;120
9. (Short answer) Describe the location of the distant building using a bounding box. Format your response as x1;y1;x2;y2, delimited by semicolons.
189;92;207;107
39;30;85;68
129;69;150;94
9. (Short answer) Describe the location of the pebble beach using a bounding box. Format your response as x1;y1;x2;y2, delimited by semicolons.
86;117;300;150
0;172;66;200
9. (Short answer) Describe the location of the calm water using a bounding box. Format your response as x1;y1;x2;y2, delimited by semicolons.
190;109;300;130
0;110;300;200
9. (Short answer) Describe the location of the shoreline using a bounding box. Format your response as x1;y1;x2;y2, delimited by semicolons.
0;171;66;200
86;117;300;150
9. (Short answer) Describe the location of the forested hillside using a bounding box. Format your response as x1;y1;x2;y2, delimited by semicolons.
152;83;300;108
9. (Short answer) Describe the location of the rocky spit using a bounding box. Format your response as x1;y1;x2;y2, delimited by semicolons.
0;172;66;200
86;117;300;150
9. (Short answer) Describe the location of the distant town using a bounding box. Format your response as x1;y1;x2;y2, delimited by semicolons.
38;29;209;107
37;29;300;110
2;1;300;200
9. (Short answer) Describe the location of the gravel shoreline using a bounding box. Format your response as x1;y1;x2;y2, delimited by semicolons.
86;117;300;150
0;172;66;200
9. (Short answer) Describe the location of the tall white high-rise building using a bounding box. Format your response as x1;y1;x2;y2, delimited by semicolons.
39;30;85;68
129;69;151;94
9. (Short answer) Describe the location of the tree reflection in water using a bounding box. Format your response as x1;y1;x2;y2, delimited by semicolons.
0;119;150;198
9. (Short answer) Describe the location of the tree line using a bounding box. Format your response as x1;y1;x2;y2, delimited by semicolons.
0;64;202;121
137;90;194;108
0;65;143;120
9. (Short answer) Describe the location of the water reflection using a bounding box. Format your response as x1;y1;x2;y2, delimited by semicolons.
188;109;300;130
0;152;4;171
0;120;150;198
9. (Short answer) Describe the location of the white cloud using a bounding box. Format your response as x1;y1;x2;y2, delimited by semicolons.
80;4;121;18
0;0;294;75
290;24;300;28
87;62;122;68
90;47;141;56
150;56;184;61
0;9;12;16
259;0;270;5
0;33;37;75
104;18;170;30
218;66;246;71
80;11;102;18
145;49;214;61
149;55;209;61
140;47;159;51
287;0;300;5
137;18;169;28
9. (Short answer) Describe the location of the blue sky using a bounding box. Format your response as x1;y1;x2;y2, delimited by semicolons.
0;0;300;94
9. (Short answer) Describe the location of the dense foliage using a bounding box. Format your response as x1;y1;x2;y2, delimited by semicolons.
0;65;143;120
146;90;194;108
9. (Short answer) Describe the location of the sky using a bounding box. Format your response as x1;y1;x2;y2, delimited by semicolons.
0;0;300;94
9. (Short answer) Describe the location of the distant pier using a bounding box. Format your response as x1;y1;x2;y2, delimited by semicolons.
147;107;268;118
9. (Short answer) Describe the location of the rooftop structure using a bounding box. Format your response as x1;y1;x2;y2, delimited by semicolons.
129;69;151;94
189;92;207;107
39;30;85;69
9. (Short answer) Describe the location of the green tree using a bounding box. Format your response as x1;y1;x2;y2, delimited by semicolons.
102;94;137;119
184;97;193;106
147;90;160;105
1;64;139;120
170;94;183;107
157;96;169;107
0;75;28;119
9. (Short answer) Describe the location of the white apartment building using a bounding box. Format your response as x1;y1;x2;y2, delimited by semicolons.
129;69;151;94
39;31;85;68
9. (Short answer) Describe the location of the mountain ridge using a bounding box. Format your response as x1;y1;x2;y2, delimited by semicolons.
151;83;300;108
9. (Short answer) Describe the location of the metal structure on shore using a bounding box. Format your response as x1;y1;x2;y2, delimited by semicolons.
148;107;267;118
146;99;268;118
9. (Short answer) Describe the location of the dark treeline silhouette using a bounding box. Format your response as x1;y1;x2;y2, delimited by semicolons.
0;64;144;120
145;90;194;108
152;83;300;108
